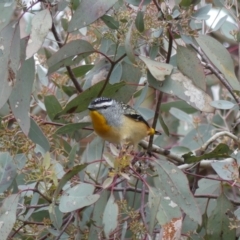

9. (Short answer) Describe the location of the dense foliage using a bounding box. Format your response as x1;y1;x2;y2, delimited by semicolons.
0;0;240;239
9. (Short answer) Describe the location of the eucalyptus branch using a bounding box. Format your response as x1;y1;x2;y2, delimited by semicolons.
194;131;239;155
140;140;184;163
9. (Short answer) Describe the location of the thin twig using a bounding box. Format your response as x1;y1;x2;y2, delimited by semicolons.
51;23;83;93
55;212;74;240
97;53;127;97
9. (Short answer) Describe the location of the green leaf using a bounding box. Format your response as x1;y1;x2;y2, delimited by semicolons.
135;11;144;32
52;164;88;202
154;160;202;224
103;193;119;238
47;40;94;75
177;45;206;91
68;0;118;32
182;143;231;163
56;81;125;116
28;118;50;152
124;22;136;63
210;100;235;110
44;95;62;121
67;64;94;78
148;70;214;113
0;152;17;193
9;57;35;135
140;56;173;81
59;183;100;213
0;194;19;240
55;122;90;135
196;35;240;91
207;193;235;239
26;9;52;59
101;15;119;29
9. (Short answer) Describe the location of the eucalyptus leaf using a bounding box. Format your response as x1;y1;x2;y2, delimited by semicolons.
103;193;119;238
68;0;118;32
210;100;235;110
196;35;240;91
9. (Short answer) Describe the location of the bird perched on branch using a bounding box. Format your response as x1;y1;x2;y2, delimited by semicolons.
88;97;157;149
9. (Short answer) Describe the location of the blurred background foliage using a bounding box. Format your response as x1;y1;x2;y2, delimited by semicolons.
1;0;240;239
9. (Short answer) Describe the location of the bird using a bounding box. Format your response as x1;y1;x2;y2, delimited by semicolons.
88;97;156;149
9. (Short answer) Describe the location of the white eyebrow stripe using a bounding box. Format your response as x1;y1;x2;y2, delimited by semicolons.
95;100;113;107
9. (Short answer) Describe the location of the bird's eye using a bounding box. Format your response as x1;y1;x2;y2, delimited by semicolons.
103;106;107;109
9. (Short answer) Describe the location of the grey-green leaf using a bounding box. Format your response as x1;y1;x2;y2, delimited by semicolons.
177;45;206;91
0;152;17;193
28;118;50;152
0;2;16;32
26;9;52;59
59;183;100;213
124;22;136;63
9;57;35;135
47;40;94;75
196;35;240;91
207;193;235;239
210;100;235;110
0;194;19;240
103;193;119;238
154;159;202;224
68;0;118;32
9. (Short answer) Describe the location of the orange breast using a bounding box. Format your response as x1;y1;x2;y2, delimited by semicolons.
89;110;121;143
